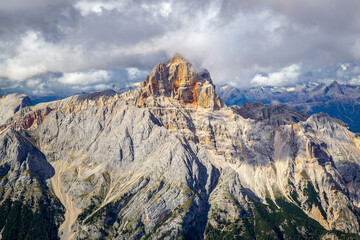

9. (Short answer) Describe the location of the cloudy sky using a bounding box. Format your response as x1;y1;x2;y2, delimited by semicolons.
1;0;360;97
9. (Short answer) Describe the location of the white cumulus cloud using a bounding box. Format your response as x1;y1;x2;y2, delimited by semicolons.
350;75;360;85
0;31;85;81
74;0;127;16
58;70;110;85
251;64;301;86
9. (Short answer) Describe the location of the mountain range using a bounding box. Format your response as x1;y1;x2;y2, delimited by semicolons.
218;81;360;134
1;55;360;239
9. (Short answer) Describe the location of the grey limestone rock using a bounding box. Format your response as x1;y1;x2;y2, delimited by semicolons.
0;93;32;125
1;57;360;239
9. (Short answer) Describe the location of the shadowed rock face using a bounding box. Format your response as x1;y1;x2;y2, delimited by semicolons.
231;101;310;126
2;57;360;239
134;54;224;109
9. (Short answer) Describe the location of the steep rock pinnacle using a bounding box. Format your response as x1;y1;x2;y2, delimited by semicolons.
134;54;224;109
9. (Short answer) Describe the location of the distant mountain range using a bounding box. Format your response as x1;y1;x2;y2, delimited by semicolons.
218;81;360;134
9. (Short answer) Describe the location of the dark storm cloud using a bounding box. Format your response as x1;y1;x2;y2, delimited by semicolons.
0;0;360;97
0;0;77;40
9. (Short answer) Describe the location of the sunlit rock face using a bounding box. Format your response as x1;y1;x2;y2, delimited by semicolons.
0;93;32;125
1;56;360;239
134;54;224;109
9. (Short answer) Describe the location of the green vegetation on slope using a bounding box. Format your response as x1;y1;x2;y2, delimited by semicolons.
0;198;61;240
205;197;360;240
303;181;327;220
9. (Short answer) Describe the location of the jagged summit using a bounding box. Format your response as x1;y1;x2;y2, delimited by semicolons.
134;54;224;109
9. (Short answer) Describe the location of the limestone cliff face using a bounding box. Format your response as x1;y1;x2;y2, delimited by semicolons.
0;128;65;238
0;93;32;125
133;54;224;109
1;57;360;239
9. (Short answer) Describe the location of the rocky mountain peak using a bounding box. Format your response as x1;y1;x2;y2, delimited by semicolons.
134;54;224;109
325;80;344;95
168;53;187;65
0;93;32;125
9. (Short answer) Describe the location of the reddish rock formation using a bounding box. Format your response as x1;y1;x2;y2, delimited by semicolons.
12;107;53;130
135;54;224;109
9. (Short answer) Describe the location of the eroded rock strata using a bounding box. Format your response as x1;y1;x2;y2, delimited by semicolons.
1;55;360;239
